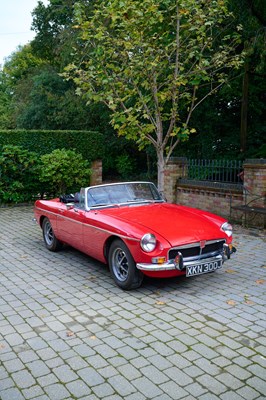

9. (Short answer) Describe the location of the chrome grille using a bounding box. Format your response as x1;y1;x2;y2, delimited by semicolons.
168;239;225;261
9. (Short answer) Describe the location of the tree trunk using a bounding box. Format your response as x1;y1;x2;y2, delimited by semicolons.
157;149;165;194
240;59;249;153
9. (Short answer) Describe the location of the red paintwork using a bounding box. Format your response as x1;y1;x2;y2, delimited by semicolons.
34;198;231;279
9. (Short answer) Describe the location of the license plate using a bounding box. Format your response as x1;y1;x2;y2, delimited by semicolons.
186;260;222;277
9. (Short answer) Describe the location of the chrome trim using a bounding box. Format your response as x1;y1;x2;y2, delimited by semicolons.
168;239;225;261
136;254;223;272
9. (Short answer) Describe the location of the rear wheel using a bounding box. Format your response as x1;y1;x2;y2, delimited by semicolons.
108;240;143;290
42;217;63;251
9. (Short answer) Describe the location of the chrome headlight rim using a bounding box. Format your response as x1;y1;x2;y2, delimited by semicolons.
140;233;157;252
221;222;233;237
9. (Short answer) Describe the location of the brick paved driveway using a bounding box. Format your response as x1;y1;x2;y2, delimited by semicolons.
0;206;265;400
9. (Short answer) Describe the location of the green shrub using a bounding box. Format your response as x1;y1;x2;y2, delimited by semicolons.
39;148;91;196
0;145;41;203
116;154;137;179
0;130;104;162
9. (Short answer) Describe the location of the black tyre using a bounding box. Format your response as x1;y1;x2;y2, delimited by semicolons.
42;217;63;252
108;239;143;290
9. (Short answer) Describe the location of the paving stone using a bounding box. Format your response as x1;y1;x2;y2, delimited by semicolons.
197;375;227;395
66;380;91;398
140;365;169;384
27;360;51;378
37;373;59;387
0;377;14;390
118;363;142;380
225;364;252;380
0;387;25;400
192;343;220;359
22;385;45;400
216;372;244;390
125;393;146;400
11;369;36;389
77;367;105;386
184;365;205;378
148;354;173;370
1;207;265;400
185;382;208;398
246;377;266;396
220;391;245;400
4;333;24;346
247;363;266;380
164;367;193;386
158;382;189;399
46;357;65;369
3;358;25;373
43;383;71;400
92;382;115;398
236;385;260;400
130;376;163;398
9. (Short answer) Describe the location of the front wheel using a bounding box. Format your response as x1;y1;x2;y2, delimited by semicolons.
108;240;143;290
42;217;63;252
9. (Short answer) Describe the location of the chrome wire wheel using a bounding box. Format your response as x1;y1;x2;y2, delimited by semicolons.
108;239;143;290
43;219;54;246
111;247;129;282
42;217;62;252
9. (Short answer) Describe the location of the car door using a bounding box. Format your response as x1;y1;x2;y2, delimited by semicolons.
82;210;110;263
57;195;85;251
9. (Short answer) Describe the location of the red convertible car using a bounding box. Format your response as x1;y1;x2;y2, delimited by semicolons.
34;181;236;290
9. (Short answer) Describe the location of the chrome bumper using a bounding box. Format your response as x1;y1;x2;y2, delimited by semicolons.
136;244;236;272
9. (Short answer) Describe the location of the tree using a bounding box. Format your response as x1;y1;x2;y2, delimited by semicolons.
3;44;46;86
13;66;90;130
229;0;266;154
0;45;45;129
65;0;244;192
0;70;12;128
31;0;92;67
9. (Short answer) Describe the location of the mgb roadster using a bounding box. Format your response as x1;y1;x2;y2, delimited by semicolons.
34;181;236;290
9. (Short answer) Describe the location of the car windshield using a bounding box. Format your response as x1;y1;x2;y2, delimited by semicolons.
87;182;164;208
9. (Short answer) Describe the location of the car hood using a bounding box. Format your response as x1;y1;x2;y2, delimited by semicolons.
100;203;226;246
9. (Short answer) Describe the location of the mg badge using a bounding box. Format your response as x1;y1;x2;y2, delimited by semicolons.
200;240;206;249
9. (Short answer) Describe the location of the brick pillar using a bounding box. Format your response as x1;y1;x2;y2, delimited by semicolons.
243;159;266;204
90;160;102;186
243;159;266;226
164;157;187;203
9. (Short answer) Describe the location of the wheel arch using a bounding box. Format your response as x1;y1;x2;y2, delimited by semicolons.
104;235;123;262
39;215;46;228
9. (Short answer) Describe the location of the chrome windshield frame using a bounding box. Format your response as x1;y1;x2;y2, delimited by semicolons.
84;182;164;211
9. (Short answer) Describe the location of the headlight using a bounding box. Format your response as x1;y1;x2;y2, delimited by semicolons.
221;222;232;237
140;233;156;252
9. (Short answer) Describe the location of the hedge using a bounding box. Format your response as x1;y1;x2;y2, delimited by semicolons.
0;130;104;163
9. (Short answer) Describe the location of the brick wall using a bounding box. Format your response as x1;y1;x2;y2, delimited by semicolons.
164;158;266;226
176;184;243;219
243;160;266;207
90;160;102;186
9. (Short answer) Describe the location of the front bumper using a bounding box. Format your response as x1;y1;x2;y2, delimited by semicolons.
136;244;236;272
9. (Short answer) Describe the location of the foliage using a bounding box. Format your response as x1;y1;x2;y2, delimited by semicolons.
177;0;266;160
12;66;90;130
0;145;92;203
39;148;91;195
0;0;264;183
3;44;46;87
0;129;104;162
66;0;244;191
0;145;41;203
115;154;137;179
0;71;12;129
31;0;93;67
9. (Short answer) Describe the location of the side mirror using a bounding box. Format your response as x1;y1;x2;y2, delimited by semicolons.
66;203;74;210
